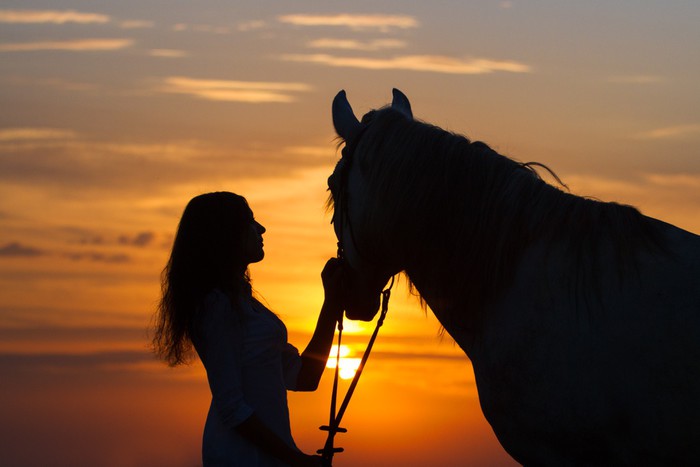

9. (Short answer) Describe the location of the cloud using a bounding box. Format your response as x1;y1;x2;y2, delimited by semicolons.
0;134;331;198
118;231;156;247
280;53;532;74
635;124;700;140
0;127;77;142
64;252;131;263
0;324;146;343
0;138;209;192
238;20;267;32
0;242;45;257
307;38;407;51
1;76;100;92
160;76;312;103
0;9;109;24
172;23;231;34
64;227;162;249
77;235;105;246
0;39;134;53
642;173;700;189
0;349;152;372
0;239;136;262
149;49;188;58
607;74;663;84
563;172;700;233
278;13;419;31
119;19;154;29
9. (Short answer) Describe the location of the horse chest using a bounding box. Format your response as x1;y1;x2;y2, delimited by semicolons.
464;235;700;465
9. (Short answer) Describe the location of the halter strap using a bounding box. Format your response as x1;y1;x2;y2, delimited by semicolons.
318;275;395;464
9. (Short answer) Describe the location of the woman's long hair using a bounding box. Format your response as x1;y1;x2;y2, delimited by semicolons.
152;192;253;366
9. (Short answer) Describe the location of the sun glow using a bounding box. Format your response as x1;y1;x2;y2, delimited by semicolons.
326;344;361;379
337;320;367;334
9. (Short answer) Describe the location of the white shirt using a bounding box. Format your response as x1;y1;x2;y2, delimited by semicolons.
194;289;302;466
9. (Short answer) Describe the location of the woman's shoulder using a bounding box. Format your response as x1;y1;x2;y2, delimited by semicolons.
202;289;255;316
195;290;245;338
203;288;230;308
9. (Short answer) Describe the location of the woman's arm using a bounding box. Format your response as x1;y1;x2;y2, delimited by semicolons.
295;258;344;391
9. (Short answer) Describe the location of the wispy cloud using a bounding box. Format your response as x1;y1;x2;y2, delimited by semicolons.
160;76;312;103
1;76;100;92
68;229;161;249
564;172;700;233
278;13;419;31
0;127;77;142
608;74;663;84
238;20;267;32
64;252;131;263
0;39;133;53
0;9;109;24
119;19;154;29
280;53;532;75
149;49;188;58
0;238;141;262
642;173;700;189
172;23;231;34
0;349;152;372
636;123;700;140
0;324;147;345
0;242;45;257
307;38;407;51
0;135;329;196
0;138;212;193
117;232;156;247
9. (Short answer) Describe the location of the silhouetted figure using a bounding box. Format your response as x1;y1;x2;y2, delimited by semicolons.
152;192;341;467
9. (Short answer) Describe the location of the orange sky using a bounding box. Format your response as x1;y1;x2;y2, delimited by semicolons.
1;2;699;466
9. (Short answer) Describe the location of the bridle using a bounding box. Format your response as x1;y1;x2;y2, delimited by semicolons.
317;129;396;465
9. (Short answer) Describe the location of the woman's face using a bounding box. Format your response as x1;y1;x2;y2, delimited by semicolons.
243;213;266;265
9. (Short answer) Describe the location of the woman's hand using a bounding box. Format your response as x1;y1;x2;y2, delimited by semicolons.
321;257;344;312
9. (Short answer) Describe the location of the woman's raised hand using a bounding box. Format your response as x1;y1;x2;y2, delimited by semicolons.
321;257;344;313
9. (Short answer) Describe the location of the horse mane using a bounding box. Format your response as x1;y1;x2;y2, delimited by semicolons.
342;107;664;326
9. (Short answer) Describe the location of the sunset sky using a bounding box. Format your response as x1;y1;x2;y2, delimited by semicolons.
1;1;699;466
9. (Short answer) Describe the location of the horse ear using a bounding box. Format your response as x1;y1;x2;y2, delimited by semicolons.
391;88;413;119
332;90;363;142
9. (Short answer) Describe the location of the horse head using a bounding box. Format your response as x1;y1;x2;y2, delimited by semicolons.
328;89;411;321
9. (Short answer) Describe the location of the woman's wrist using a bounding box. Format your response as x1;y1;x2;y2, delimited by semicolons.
320;300;343;323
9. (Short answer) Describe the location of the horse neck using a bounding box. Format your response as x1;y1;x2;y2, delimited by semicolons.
392;164;565;347
398;169;659;351
404;269;478;357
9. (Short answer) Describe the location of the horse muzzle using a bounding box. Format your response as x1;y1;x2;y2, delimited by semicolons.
343;292;381;321
340;265;385;321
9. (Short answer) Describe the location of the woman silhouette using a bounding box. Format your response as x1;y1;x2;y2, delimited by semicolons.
152;192;341;466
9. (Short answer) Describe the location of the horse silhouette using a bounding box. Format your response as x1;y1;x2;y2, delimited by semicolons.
328;89;700;465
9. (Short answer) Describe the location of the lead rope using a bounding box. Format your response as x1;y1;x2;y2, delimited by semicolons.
318;275;395;466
